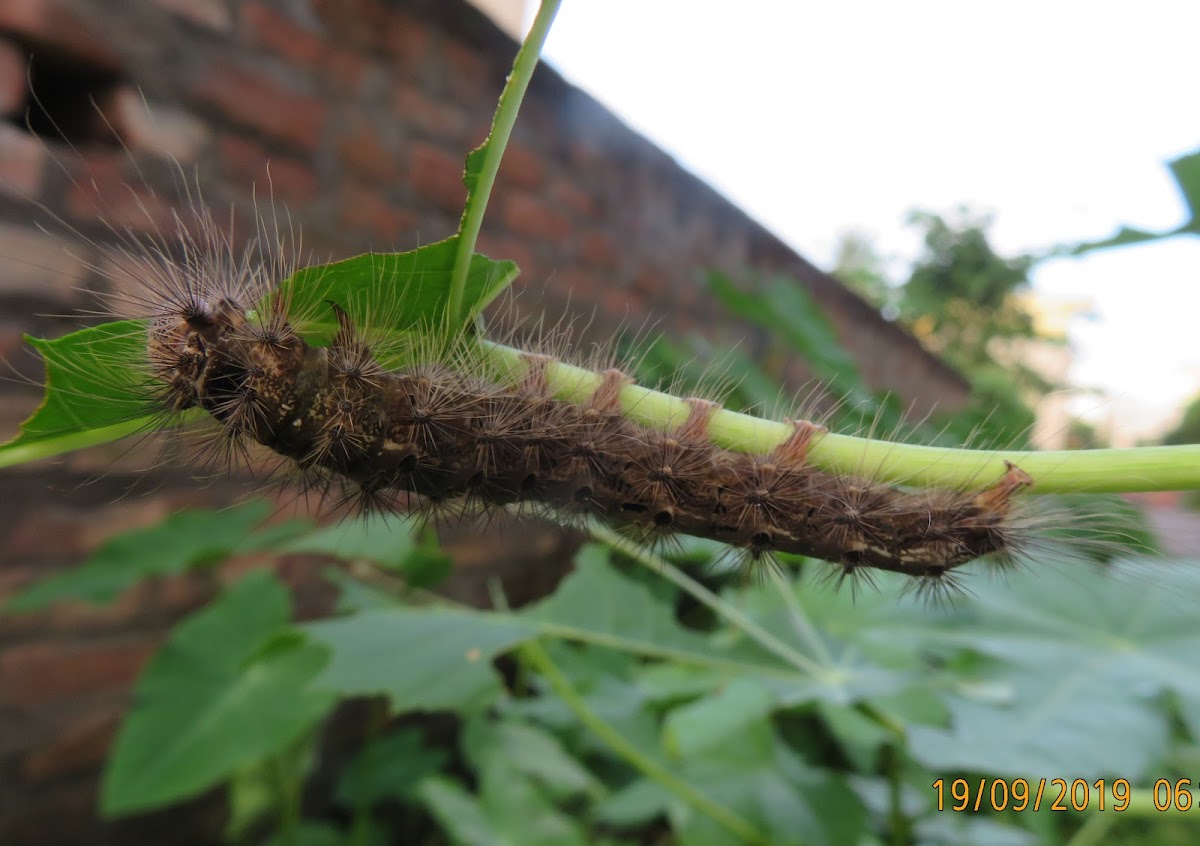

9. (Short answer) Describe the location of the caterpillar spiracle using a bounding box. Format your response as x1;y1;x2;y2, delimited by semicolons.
16;188;1051;600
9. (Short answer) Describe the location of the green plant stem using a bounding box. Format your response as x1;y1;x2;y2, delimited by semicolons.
1063;813;1116;846
272;752;301;846
588;524;828;678
480;339;1200;493
520;638;769;845
447;0;561;324
766;565;833;666
880;743;911;846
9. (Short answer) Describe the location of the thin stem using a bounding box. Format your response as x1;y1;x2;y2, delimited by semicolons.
447;0;562;324
272;751;302;846
766;565;833;666
1063;814;1116;846
480;340;1200;493
520;638;769;845
588;523;829;678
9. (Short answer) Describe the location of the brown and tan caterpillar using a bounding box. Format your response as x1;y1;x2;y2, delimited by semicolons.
126;206;1037;595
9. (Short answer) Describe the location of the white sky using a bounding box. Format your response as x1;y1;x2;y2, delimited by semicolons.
535;1;1200;440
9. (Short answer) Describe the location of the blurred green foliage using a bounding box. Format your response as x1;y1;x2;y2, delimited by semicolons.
5;505;1192;846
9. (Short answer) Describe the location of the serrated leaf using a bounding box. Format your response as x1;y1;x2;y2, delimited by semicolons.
524;544;719;663
905;561;1200;778
419;764;587;846
0;320;186;468
7;501;273;611
672;736;866;846
474;760;588;846
101;572;333;815
277;237;516;348
303;607;536;713
662;678;774;760
463;716;602;801
0;239;517;466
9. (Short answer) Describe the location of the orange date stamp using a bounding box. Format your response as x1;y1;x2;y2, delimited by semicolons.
932;778;1131;812
933;778;1200;812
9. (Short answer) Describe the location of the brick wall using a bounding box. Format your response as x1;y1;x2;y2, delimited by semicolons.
0;1;970;842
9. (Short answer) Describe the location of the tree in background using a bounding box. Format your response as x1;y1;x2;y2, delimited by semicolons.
830;230;897;316
833;209;1054;447
1163;394;1200;446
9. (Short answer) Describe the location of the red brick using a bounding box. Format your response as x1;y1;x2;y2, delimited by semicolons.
601;286;644;321
0;638;157;708
216;552;277;587
549;177;596;217
497;142;544;191
0;222;87;300
312;0;391;51
0;0;122;72
381;10;431;70
337;183;418;247
152;0;232;32
156;571;215;615
408;140;464;214
579;231;617;267
217;134;317;203
442;38;488;94
190;61;327;153
502;192;571;240
0;123;45;200
42;584;151;633
22;704;124;782
394;83;466;140
241;1;323;66
475;231;536;276
337;123;397;182
97;86;209;162
0;37;26;117
319;44;370;90
64;153;175;234
545;267;599;301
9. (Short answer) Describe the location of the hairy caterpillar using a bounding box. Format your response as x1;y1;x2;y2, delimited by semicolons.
5;76;1153;602
4;180;1050;599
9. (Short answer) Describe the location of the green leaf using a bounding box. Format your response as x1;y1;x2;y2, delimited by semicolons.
593;778;668;827
278;237;516;347
472;760;587;846
286;515;449;588
0;239;517;467
463;715;602;801
7;501;273;611
261;822;345;846
670;731;866;846
0;321;185;468
417;777;495;846
1169;150;1200;220
101;571;333;815
324;568;403;613
906;561;1200;778
335;727;449;807
662;679;775;760
302;607;536;713
282;512;419;569
524;544;719;665
419;764;588;846
1072;149;1200;253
